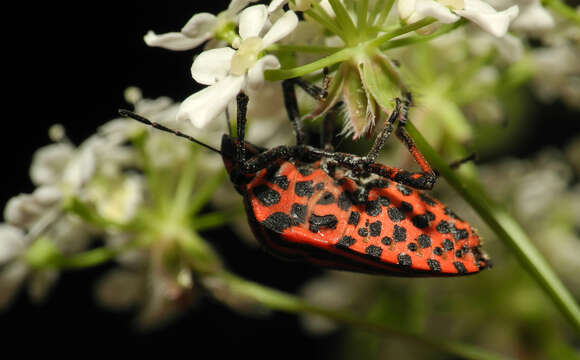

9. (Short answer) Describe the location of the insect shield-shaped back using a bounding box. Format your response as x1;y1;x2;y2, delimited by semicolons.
220;134;265;193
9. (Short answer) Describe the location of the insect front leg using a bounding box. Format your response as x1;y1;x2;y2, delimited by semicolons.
240;145;304;174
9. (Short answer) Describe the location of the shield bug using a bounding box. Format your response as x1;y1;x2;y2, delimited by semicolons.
120;79;489;277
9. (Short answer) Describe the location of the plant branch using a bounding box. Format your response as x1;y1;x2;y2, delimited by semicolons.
218;271;513;360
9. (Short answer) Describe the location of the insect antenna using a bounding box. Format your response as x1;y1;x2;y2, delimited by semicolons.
118;109;222;155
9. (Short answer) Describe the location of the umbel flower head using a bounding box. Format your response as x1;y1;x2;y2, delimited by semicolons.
177;5;298;128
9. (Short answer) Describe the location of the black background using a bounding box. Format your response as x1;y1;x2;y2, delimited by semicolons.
2;1;579;358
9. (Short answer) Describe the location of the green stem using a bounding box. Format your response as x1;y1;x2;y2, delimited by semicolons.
328;0;358;45
218;271;512;360
188;170;228;217
267;44;342;54
375;0;395;27
305;6;345;40
192;208;243;232
265;46;357;80
368;17;437;49
381;19;466;51
59;247;117;269
542;0;580;26
405;122;580;335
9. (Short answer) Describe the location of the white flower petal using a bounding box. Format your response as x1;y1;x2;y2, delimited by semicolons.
63;145;96;190
191;47;236;85
511;1;554;33
268;0;287;13
262;10;299;47
239;5;268;39
454;0;519;37
494;33;523;62
228;0;259;15
246;55;280;91
398;0;418;20
416;0;460;23
0;224;26;264
144;31;209;51
181;13;218;37
30;143;75;186
178;75;245;128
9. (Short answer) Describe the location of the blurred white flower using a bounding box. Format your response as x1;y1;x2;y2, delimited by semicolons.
510;0;554;33
178;5;298;128
145;0;259;50
398;0;519;37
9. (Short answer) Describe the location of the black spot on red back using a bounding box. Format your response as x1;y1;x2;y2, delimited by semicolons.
347;211;360;226
411;214;430;229
417;234;432;248
358;227;368;237
454;262;467;274
317;191;336;205
381;236;392;245
398;253;412;266
253;184;281;206
366;201;382;216
442;239;454;251
337;236;356;248
393;225;407;242
388;207;404;222
369;221;382;237
295;180;314;198
365;245;382;258
308;213;338;232
262;212;292;233
427;259;441;272
399;201;413;213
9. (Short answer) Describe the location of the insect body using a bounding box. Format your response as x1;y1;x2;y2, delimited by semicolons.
121;79;489;277
221;134;488;277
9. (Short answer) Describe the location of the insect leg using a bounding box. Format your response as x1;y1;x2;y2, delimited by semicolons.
364;97;401;163
393;92;439;188
282;72;329;146
236;92;250;166
240;145;303;173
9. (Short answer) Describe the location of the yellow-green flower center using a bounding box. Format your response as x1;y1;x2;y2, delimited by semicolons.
230;36;264;76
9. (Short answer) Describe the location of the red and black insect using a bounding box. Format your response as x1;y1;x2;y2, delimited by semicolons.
120;78;489;277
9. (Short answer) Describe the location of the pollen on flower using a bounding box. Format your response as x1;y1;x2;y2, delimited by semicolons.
230;37;264;76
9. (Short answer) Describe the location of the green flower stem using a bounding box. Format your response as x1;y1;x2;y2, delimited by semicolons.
305;6;344;40
192;208;243;232
375;0;395;27
188;170;228;217
218;271;512;360
328;0;358;45
381;19;467;51
265;46;357;80
59;247;117;269
173;147;200;217
369;17;437;49
266;17;444;82
267;44;342;54
356;0;369;36
543;0;580;26
404;121;580;335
